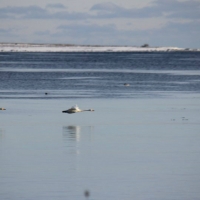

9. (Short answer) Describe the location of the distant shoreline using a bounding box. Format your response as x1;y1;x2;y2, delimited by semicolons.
0;43;199;52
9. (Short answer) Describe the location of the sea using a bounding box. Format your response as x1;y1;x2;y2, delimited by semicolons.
0;51;200;200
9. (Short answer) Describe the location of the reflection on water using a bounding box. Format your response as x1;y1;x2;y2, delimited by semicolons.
63;126;81;142
0;129;5;140
62;125;94;142
62;125;94;156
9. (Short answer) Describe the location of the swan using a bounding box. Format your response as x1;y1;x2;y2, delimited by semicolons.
62;105;94;114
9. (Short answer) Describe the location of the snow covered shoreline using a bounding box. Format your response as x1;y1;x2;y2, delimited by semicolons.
0;43;199;52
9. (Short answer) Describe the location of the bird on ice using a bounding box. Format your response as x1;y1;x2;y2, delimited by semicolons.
62;105;94;114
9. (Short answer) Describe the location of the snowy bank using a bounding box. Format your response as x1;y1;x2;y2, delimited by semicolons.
0;43;199;52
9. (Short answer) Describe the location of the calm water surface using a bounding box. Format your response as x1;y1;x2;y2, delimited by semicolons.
0;52;200;200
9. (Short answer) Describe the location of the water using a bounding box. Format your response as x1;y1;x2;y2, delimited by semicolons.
0;52;200;200
0;52;200;98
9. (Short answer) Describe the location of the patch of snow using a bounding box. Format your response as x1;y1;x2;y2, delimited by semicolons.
0;43;199;52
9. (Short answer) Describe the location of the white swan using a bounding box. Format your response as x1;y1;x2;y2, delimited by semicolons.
62;105;94;114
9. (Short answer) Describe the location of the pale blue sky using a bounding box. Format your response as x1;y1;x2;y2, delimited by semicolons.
0;0;199;48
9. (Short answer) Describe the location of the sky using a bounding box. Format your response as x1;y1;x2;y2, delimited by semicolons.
0;0;200;48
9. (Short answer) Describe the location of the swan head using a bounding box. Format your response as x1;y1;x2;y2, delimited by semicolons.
88;109;94;111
